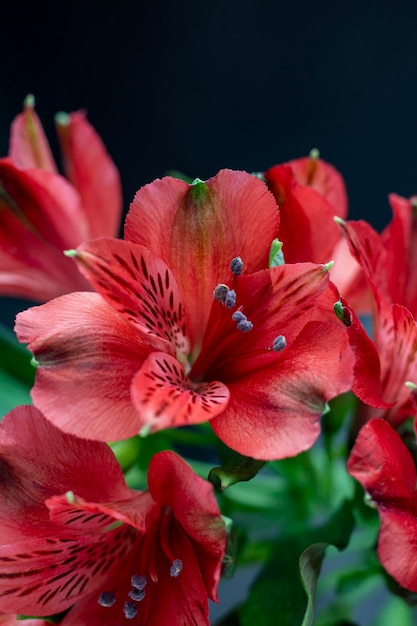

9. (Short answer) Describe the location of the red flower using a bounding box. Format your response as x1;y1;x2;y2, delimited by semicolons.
264;155;347;265
0;406;226;625
336;211;417;426
347;418;417;592
0;96;122;301
264;154;367;312
16;170;354;460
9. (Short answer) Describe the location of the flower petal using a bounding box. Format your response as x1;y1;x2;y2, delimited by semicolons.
9;96;57;173
286;155;348;218
211;321;353;459
148;451;226;602
131;352;230;432
377;509;417;592
71;238;190;357
56;111;122;238
0;406;130;539
264;164;342;264
347;418;416;507
0;406;139;615
334;298;391;409
192;262;336;381
125;170;279;346
15;292;150;440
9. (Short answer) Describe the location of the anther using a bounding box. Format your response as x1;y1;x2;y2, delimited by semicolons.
224;289;236;309
123;601;138;619
170;558;183;577
230;256;244;276
236;318;253;332
232;310;246;323
98;591;116;607
213;284;229;303
272;335;287;352
129;587;146;602
131;574;147;590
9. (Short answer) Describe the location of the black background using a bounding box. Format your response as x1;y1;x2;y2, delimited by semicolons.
2;0;417;324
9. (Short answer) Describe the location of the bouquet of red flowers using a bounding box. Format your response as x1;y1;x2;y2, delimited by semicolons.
1;97;416;625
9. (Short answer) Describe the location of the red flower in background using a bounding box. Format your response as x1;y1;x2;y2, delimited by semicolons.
0;406;226;625
16;170;354;460
348;418;417;592
0;96;122;301
336;207;417;426
264;154;367;311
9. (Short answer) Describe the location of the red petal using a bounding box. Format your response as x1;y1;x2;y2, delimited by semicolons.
347;418;416;507
264;164;342;264
15;293;150;441
377;509;417;592
131;352;230;432
56;111;122;238
383;193;417;313
336;218;388;302
192;262;336;380
380;304;417;425
125;170;279;346
148;451;226;602
211;321;354;459
73;238;190;357
9;97;57;173
0;406;140;615
0;159;87;248
335;298;391;409
0;406;130;538
287;155;348;218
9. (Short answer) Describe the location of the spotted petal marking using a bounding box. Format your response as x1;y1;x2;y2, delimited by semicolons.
131;352;230;431
73;239;190;359
0;525;136;616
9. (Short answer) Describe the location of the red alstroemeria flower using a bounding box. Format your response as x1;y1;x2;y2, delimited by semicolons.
16;170;354;460
336;215;417;426
347;418;417;592
264;154;367;312
264;155;347;265
0;405;226;625
0;95;122;301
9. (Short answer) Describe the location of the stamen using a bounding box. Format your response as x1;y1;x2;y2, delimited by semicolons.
231;310;245;323
129;587;146;602
131;574;147;590
272;335;287;352
236;319;253;332
213;284;230;303
123;601;138;619
224;289;236;309
98;591;116;607
230;256;244;276
232;310;253;332
170;558;183;577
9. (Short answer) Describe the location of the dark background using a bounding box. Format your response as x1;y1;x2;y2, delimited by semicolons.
2;0;417;325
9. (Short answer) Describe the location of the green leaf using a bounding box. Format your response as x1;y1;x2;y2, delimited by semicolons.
0;324;35;387
239;501;354;626
0;369;32;416
209;456;265;491
300;542;328;626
